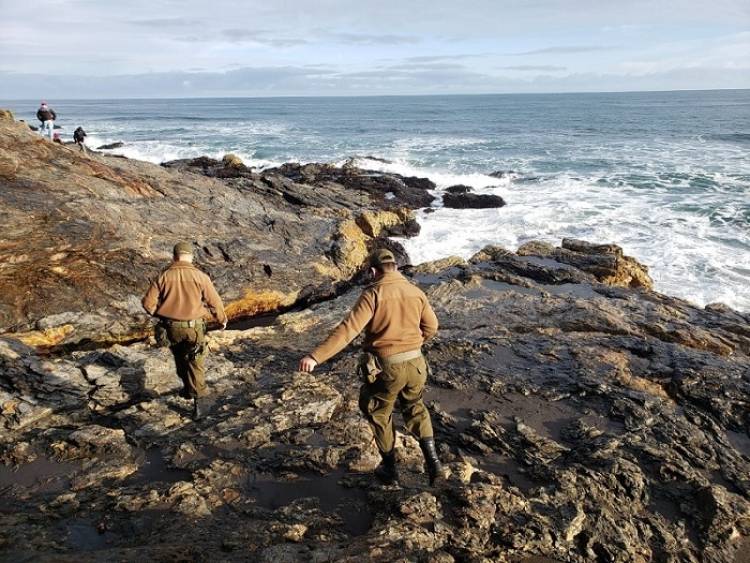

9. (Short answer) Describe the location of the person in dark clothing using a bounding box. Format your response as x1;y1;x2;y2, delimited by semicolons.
36;101;57;140
73;127;88;153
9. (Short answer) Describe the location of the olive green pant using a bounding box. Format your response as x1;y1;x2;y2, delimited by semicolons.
358;355;434;454
166;322;207;398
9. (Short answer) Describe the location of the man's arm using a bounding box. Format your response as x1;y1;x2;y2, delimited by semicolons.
300;291;375;371
202;277;228;327
141;278;161;316
420;298;439;341
51;109;57;120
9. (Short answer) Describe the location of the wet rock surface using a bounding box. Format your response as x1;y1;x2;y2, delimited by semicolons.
1;238;748;562
0;115;428;348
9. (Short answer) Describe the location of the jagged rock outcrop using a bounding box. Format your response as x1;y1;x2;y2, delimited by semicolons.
518;238;654;289
265;162;437;208
0;240;748;562
0;113;429;348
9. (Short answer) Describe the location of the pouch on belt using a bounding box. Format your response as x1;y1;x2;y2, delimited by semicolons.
154;323;170;348
357;352;382;384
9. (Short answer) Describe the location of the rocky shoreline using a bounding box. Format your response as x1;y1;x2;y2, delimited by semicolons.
1;110;749;562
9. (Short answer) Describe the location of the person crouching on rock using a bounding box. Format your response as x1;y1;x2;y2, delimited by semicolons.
36;101;57;141
299;249;446;486
142;242;227;420
73;126;87;153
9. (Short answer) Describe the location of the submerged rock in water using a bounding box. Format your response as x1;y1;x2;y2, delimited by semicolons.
96;142;125;150
443;192;506;209
445;184;473;194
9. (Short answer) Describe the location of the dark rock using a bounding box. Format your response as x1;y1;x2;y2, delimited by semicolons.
164;154;254;179
445;184;473;194
343;155;393;166
97;142;125;150
488;170;516;178
266;163;437;208
443;192;506;209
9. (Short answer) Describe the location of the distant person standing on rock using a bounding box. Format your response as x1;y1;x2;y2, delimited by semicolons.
142;242;228;420
36;101;56;140
73;126;87;153
299;249;445;486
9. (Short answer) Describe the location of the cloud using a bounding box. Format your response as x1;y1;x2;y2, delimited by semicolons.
220;29;308;47
129;18;199;28
402;54;482;63
328;32;420;45
498;65;568;71
2;64;749;99
387;62;467;71
509;45;618;56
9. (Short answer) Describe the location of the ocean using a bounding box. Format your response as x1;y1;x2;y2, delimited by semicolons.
3;91;749;311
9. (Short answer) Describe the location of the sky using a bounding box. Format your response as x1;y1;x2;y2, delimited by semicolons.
1;0;749;98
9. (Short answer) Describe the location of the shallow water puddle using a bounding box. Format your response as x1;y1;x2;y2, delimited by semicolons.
246;469;372;536
0;457;80;495
726;429;750;458
479;454;536;492
125;448;191;486
66;517;114;551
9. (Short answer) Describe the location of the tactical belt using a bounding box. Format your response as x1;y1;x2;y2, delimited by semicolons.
379;349;422;366
161;319;204;328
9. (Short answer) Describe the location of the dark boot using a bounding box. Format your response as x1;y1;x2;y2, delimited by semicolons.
420;438;445;485
373;449;399;485
192;397;203;420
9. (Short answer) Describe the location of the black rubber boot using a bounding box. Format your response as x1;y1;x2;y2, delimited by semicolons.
192;397;203;420
420;437;445;485
373;449;399;485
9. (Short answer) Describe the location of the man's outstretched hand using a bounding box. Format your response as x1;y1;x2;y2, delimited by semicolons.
298;355;318;373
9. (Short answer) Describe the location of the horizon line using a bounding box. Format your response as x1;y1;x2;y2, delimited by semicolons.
2;87;749;102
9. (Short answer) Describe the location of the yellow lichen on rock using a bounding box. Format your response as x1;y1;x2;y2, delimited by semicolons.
601;256;653;290
225;289;299;319
333;219;370;275
355;208;413;237
13;325;76;347
222;153;244;168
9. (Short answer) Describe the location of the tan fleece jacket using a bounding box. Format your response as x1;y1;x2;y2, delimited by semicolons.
142;261;227;324
310;271;438;364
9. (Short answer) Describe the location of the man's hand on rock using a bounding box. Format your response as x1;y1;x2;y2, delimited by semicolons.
299;355;318;373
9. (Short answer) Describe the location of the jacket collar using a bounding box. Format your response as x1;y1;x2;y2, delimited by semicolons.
369;271;404;287
168;260;197;269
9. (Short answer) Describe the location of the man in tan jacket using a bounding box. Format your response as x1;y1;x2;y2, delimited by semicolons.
142;242;227;419
299;249;444;485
